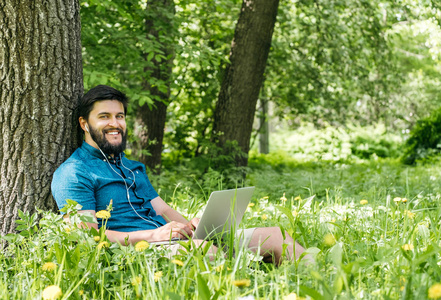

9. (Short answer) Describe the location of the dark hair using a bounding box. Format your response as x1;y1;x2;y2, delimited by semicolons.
78;85;129;120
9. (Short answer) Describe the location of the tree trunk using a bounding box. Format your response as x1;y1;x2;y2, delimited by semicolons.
259;99;270;154
0;0;83;235
213;0;279;167
134;0;175;174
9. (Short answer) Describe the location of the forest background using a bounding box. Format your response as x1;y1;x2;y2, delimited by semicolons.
80;0;441;183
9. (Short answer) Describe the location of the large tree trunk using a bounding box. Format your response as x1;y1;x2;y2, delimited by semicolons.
134;0;175;174
213;0;279;167
0;0;83;235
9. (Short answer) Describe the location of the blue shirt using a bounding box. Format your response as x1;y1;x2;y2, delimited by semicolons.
51;142;166;231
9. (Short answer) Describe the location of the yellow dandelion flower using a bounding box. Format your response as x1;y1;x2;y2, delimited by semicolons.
284;292;305;300
402;244;414;251
42;262;57;272
97;241;110;250
360;199;368;205
393;197;402;203
401;198;408;203
248;203;255;208
293;210;299;217
261;214;268;220
280;193;288;202
154;271;163;282
232;279;251;288
135;241;150;252
294;196;302;201
131;276;142;286
324;233;336;246
216;264;224;272
262;196;269;200
429;283;441;299
79;290;84;296
171;259;184;267
404;210;415;219
93;236;101;242
42;285;62;300
95;210;111;219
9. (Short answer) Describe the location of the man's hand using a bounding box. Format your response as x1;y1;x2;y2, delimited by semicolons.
187;218;200;231
152;221;193;241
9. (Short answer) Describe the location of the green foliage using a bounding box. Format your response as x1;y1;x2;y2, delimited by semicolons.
80;0;441;165
81;0;179;109
348;124;402;159
254;123;402;163
267;0;401;125
5;158;441;298
402;107;441;164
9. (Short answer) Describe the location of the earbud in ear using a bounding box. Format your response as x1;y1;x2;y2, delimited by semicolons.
85;124;89;133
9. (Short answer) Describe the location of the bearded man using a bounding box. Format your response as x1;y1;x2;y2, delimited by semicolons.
51;85;308;265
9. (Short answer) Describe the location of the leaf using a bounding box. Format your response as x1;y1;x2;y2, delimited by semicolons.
329;242;343;266
54;243;64;264
71;246;81;266
197;274;211;300
18;209;26;220
305;247;321;255
147;52;155;61
299;285;325;300
1;233;18;242
19;230;29;237
165;291;184;300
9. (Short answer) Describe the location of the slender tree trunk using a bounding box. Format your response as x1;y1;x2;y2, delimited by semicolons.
213;0;279;167
0;0;83;235
134;0;175;174
259;99;270;154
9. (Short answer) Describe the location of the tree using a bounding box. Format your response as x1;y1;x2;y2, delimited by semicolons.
213;0;280;167
134;0;176;174
0;0;83;235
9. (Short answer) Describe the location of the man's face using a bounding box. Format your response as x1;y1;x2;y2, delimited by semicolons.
83;100;127;155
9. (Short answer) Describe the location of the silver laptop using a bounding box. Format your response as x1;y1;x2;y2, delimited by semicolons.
193;186;255;240
150;187;254;244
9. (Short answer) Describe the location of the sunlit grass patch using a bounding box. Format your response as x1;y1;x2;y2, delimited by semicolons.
2;158;441;298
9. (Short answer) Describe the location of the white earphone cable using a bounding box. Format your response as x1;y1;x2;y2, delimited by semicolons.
97;148;160;228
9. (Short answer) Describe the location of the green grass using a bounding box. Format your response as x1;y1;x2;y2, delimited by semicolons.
2;154;441;299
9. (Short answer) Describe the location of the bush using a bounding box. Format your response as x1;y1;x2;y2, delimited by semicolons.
402;108;441;164
348;124;401;159
267;123;402;162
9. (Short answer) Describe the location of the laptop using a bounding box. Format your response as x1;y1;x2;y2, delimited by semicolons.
151;187;254;244
193;186;255;240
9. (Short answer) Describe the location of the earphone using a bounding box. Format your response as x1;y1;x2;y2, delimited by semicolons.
98;149;160;228
85;124;89;133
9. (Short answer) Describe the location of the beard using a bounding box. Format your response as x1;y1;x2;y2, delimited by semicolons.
89;125;127;156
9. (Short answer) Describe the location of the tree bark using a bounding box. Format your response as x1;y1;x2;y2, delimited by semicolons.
134;0;175;174
213;0;279;167
0;0;83;235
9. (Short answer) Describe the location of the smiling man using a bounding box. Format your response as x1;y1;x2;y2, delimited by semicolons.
51;85;309;265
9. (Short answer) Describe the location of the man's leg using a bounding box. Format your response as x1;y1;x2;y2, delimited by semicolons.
246;227;306;265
